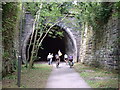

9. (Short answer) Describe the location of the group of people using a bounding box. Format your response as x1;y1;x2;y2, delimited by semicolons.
47;50;62;66
47;50;74;68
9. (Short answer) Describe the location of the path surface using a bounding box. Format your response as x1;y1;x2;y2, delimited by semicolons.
46;62;91;88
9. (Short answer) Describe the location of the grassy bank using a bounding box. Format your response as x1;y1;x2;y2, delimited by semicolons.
2;64;52;88
74;63;119;88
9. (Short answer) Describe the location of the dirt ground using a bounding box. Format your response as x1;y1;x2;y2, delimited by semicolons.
2;63;52;88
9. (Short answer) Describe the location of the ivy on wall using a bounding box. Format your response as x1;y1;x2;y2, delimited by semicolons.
2;2;22;76
74;2;115;30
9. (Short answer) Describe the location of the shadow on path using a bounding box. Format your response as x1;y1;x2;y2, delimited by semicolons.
46;62;91;88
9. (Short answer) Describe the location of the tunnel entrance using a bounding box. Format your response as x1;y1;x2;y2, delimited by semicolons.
37;35;65;62
25;25;77;63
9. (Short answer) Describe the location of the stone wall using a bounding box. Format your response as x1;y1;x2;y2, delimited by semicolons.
2;3;22;76
79;16;119;71
21;12;34;63
57;17;81;62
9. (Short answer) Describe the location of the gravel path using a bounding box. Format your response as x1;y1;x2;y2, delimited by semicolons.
46;62;91;88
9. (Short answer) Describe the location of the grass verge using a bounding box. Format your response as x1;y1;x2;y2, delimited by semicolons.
74;63;119;88
2;64;52;88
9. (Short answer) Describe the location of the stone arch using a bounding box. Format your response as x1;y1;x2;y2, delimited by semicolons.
22;17;78;63
57;23;77;62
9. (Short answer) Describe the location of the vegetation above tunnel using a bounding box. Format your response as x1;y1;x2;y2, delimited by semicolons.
25;2;120;30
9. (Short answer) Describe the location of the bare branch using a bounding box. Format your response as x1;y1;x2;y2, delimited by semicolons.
37;14;68;52
28;3;43;69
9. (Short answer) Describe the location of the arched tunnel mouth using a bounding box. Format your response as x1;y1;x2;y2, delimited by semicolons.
37;35;65;62
26;26;76;63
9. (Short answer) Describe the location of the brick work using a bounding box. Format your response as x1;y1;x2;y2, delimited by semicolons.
79;17;119;71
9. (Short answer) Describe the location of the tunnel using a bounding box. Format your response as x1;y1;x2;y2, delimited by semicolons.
21;13;77;63
23;25;77;63
37;33;66;62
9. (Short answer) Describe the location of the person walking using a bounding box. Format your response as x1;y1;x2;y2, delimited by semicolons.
58;50;62;57
47;53;53;65
64;54;68;65
50;53;53;65
55;54;60;68
68;55;74;68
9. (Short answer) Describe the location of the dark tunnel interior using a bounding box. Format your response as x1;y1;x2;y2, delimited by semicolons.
37;35;66;62
25;24;77;63
26;28;67;62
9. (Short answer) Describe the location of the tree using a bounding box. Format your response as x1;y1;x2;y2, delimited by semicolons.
24;2;68;69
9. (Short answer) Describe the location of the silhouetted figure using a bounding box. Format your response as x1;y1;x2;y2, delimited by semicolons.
55;54;60;68
47;53;53;65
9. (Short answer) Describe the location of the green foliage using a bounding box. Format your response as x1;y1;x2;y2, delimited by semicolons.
75;63;118;88
23;2;39;16
4;74;17;80
41;2;61;17
2;2;21;46
3;64;52;88
60;2;73;14
24;2;62;20
48;29;64;39
25;2;64;38
75;2;114;30
112;2;120;18
2;2;22;76
2;51;10;60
